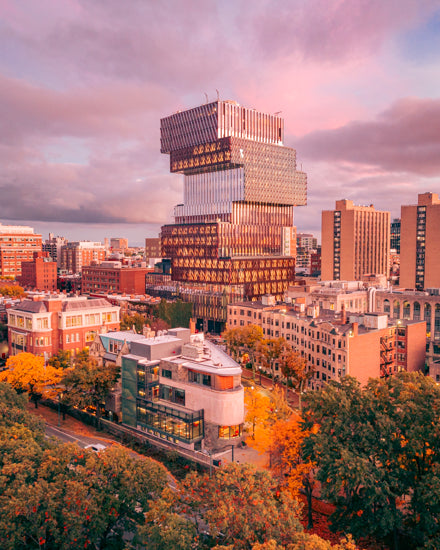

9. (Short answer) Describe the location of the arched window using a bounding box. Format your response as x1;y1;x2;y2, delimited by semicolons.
393;300;400;318
435;304;440;341
413;301;420;321
425;303;432;335
403;301;411;319
384;299;390;313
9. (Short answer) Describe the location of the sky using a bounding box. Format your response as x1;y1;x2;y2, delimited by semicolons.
1;0;440;246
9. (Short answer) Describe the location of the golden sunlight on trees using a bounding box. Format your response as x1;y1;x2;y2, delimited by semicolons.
244;386;271;440
256;337;287;387
0;284;25;298
0;352;63;408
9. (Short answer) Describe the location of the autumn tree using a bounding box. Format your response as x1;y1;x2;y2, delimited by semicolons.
0;284;25;298
47;349;71;370
62;356;119;427
268;413;316;529
303;373;440;550
244;386;272;440
144;463;305;550
120;311;146;332
0;352;63;407
280;348;314;410
257;337;287;387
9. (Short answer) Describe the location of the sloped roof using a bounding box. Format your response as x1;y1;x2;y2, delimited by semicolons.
12;300;47;313
62;298;112;311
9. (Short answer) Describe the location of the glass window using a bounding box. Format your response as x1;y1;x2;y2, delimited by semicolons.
162;369;172;379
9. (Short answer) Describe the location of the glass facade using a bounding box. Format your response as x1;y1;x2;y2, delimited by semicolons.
160;100;307;306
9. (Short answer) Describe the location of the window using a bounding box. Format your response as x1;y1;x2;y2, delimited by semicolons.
162;369;172;379
189;370;212;387
219;425;242;439
159;385;185;406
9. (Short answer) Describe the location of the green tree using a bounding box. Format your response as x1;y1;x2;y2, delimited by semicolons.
62;357;119;428
144;463;305;550
47;350;71;370
0;353;63;408
120;312;146;333
303;373;440;550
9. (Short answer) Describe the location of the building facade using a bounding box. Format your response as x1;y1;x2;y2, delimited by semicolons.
42;234;67;268
321;200;390;281
159;100;307;331
390;218;401;254
400;193;440;290
227;301;426;387
17;252;57;291
82;261;151;295
7;295;120;358
60;241;106;274
90;328;244;451
0;224;42;279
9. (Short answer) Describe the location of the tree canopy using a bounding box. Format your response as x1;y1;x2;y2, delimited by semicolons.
303;372;440;550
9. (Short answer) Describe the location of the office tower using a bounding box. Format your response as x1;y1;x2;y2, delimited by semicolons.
43;235;67;268
400;193;440;290
0;223;42;278
159;100;307;327
321;200;390;281
390;218;401;253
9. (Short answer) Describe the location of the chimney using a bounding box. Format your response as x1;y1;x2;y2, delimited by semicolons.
189;317;196;334
352;322;358;337
341;302;346;325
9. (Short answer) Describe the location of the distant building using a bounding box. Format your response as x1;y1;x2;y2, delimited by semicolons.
43;234;67;268
390;218;401;254
90;328;244;451
400;193;440;290
0;223;42;278
145;237;161;260
17;251;57;292
7;295;120;358
60;241;106;274
82;261;151;295
321;200;390;281
110;238;129;252
227;300;426;387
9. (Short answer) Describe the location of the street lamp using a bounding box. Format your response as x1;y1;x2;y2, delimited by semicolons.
259;366;262;385
58;392;64;427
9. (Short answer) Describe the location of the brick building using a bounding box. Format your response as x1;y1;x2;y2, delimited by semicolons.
0;223;42;278
17;252;57;291
321;200;390;281
400;192;440;290
82;261;151;295
7;295;120;358
227;300;426;387
60;241;106;274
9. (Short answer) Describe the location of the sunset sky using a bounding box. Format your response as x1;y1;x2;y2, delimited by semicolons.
1;0;440;245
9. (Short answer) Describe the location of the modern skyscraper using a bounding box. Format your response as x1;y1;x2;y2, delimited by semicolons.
159;100;307;329
321;200;390;281
400;192;440;290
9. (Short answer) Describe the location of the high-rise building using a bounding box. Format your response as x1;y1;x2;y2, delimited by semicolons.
400;193;440;290
0;223;42;278
321;200;390;281
159;100;307;330
390;218;401;253
43;234;67;268
110;238;129;252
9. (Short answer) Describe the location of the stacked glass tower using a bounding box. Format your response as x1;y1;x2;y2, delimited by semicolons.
160;100;307;324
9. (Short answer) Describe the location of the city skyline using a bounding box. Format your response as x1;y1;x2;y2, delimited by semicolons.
1;1;440;245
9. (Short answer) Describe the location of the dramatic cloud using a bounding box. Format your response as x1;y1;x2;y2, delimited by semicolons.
0;0;439;242
297;98;440;176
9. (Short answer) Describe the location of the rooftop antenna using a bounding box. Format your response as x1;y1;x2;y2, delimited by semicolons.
204;92;209;103
216;89;219;100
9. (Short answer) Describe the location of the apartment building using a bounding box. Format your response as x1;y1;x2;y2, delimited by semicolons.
7;295;120;358
90;328;244;451
400;193;440;290
60;241;106;274
321;199;390;281
82;261;151;295
42;234;67;268
17;251;57;292
0;223;42;278
227;301;426;387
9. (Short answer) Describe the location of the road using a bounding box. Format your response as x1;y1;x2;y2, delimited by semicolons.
45;423;112;449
